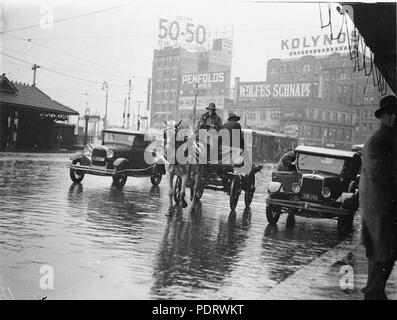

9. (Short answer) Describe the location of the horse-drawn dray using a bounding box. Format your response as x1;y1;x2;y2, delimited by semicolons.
173;162;262;211
163;121;263;211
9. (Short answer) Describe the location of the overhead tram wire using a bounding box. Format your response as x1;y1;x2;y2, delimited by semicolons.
0;45;146;82
2;34;149;81
0;51;149;94
5;24;322;42
0;4;129;34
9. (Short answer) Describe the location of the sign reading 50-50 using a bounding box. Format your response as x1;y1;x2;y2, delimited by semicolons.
158;18;206;45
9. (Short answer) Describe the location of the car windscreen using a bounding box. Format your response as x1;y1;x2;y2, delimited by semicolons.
297;153;345;175
103;132;135;146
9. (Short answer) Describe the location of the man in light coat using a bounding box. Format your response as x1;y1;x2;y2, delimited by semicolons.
360;95;397;300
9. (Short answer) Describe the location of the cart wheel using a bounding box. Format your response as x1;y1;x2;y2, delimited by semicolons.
229;176;241;211
113;162;128;188
150;164;162;186
266;204;281;225
70;159;85;183
244;173;255;207
337;211;354;235
173;176;182;204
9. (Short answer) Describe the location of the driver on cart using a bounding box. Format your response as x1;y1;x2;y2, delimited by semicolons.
195;102;223;131
195;102;223;164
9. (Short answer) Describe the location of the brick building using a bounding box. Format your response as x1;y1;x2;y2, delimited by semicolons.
150;39;232;129
225;52;384;149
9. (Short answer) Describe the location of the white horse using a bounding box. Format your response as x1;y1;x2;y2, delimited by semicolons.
163;121;203;212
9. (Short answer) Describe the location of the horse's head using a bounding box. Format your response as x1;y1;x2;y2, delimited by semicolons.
163;120;183;159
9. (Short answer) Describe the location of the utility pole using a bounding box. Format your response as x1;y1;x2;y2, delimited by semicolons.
192;83;199;129
122;98;127;129
102;81;108;130
32;64;40;86
136;100;143;130
127;79;132;129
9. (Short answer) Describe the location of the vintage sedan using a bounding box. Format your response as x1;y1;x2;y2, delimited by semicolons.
68;129;165;188
266;146;361;234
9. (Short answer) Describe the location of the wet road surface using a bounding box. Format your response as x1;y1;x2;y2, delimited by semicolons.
0;153;357;299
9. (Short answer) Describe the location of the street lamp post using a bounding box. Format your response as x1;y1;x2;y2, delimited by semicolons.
102;81;108;130
136;100;143;130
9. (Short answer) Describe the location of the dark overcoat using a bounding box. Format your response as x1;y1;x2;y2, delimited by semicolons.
360;125;397;261
222;120;245;149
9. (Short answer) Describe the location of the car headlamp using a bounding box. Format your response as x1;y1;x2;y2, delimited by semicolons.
291;183;301;194
321;187;331;198
106;150;114;159
84;146;92;156
268;182;282;194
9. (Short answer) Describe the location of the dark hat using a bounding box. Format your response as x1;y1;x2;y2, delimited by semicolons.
228;112;240;121
206;102;217;110
375;95;397;118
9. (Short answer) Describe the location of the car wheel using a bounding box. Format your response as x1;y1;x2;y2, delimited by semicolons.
150;164;162;186
266;204;281;225
229;176;241;211
337;212;354;235
113;162;128;188
244;173;255;207
70;160;85;183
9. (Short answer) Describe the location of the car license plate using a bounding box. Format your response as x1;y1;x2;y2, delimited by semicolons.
302;193;319;201
93;156;105;162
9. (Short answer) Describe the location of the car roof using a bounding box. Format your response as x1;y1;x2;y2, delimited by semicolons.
352;144;364;152
102;128;156;136
295;145;357;158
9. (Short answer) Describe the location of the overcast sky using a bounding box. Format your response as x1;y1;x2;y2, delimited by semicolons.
0;0;358;126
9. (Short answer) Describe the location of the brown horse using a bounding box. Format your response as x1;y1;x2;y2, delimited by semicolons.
163;121;203;212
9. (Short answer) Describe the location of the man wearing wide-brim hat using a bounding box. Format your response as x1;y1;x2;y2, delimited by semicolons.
222;112;245;166
196;102;223;131
223;112;244;149
360;95;397;299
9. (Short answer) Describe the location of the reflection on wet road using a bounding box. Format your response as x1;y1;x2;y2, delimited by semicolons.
0;153;355;299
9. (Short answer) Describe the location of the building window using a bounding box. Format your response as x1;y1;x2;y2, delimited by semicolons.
260;111;267;120
333;112;338;122
348;114;353;124
340;72;347;79
325;111;330;121
247;111;257;120
318;110;323;120
331;128;337;139
341;113;346;123
346;129;352;141
315;126;322;137
271;67;277;74
303;64;310;72
271;109;280;119
309;109;314;119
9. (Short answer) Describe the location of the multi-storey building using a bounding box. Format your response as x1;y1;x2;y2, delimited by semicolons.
225;52;384;149
150;39;232;129
150;47;197;128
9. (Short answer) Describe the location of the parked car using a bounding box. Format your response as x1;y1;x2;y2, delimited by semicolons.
68;128;165;188
266;145;361;234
